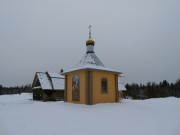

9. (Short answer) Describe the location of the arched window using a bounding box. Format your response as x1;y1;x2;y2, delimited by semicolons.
72;75;80;101
101;78;108;93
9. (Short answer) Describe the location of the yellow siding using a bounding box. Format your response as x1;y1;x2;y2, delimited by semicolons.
66;70;86;104
92;71;116;104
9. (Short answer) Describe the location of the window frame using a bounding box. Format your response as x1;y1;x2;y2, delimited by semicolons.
101;78;108;94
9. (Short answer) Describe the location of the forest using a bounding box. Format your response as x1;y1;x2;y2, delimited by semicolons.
126;79;180;99
0;84;31;95
1;79;180;99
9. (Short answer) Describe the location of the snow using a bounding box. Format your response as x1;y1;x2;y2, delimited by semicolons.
35;72;64;90
63;64;121;74
0;93;180;135
47;72;64;79
77;53;105;67
51;78;64;90
32;86;42;89
37;72;52;90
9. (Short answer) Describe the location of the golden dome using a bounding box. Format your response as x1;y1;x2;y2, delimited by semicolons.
86;38;95;46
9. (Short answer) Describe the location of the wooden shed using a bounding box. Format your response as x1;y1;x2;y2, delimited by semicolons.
32;72;64;101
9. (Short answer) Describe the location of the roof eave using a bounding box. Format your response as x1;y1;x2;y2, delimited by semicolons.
62;67;121;75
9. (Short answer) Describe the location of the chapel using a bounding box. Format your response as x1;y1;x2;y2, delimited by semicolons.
62;26;122;105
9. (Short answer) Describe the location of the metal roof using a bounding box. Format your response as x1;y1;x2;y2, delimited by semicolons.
77;53;105;67
62;65;121;74
62;38;122;75
63;52;121;74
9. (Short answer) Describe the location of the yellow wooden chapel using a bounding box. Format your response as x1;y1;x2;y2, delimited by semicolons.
62;26;121;105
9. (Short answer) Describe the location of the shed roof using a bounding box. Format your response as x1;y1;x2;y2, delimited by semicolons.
47;72;64;79
33;72;64;90
37;72;52;90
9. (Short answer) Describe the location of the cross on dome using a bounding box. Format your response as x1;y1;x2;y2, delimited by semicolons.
89;25;92;38
86;25;95;46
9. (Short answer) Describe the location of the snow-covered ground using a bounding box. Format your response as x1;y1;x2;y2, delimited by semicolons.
0;93;180;135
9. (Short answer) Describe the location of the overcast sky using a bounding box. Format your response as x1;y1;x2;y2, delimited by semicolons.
0;0;180;87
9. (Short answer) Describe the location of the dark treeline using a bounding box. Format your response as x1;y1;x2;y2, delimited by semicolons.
126;79;180;99
0;84;32;95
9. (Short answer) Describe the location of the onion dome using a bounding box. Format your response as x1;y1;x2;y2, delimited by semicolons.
86;38;95;46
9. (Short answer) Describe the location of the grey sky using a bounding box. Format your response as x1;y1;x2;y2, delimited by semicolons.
0;0;180;86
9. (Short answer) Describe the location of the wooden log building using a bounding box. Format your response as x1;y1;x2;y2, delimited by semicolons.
32;72;64;101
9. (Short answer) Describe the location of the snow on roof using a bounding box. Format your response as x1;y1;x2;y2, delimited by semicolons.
35;72;64;90
37;72;52;90
77;53;105;67
51;78;64;90
62;64;121;74
63;53;121;74
47;72;64;79
32;86;42;89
